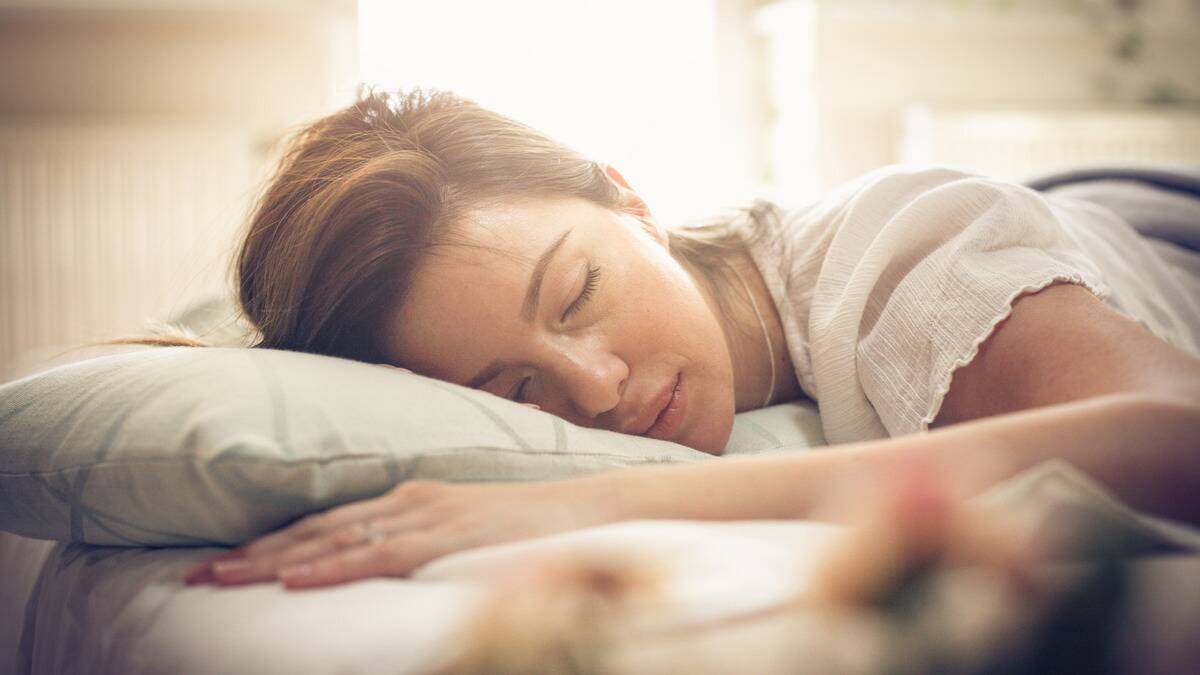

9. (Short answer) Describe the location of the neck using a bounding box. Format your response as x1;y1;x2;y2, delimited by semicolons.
713;254;803;412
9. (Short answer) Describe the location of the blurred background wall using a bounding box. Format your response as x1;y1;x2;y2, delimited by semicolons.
0;0;357;379
1;0;1198;382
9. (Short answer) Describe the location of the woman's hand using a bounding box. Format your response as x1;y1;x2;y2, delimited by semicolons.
182;478;622;589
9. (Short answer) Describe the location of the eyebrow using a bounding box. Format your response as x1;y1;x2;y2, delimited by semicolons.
466;227;573;390
522;228;573;324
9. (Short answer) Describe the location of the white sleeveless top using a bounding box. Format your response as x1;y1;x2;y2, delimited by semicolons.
742;165;1200;444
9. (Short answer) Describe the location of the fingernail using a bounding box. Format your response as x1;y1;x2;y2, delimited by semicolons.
381;364;413;374
212;559;253;577
279;564;313;581
521;402;541;410
183;549;243;583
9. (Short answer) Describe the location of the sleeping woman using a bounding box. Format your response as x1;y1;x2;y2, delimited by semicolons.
182;88;1200;590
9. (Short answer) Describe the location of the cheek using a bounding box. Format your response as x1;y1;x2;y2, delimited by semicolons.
685;384;736;455
678;308;737;454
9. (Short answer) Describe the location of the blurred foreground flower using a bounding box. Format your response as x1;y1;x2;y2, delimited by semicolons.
439;461;1165;675
441;552;666;675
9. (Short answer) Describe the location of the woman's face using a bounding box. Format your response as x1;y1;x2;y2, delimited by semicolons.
383;195;737;455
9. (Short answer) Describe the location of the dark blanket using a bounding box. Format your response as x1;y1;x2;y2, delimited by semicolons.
1023;163;1200;252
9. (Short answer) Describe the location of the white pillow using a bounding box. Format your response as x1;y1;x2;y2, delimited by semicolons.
0;347;825;546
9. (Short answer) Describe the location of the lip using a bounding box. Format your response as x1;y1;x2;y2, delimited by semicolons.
623;376;673;436
643;373;685;441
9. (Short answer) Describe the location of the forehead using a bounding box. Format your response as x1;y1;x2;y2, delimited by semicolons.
438;195;614;272
441;199;564;264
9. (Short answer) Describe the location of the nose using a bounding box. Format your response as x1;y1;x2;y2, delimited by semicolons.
549;337;628;420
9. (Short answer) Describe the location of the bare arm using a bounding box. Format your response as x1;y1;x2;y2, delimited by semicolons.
931;283;1200;424
608;283;1200;524
601;389;1200;525
189;283;1200;587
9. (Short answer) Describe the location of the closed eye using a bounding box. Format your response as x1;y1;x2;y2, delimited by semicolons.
563;264;600;321
508;376;531;403
507;265;600;402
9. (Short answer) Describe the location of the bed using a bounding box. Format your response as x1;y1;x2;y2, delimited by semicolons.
4;164;1200;674
4;464;1200;675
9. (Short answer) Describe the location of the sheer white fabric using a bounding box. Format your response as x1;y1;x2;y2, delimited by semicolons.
744;165;1200;444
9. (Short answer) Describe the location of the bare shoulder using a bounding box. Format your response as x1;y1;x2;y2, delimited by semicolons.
932;282;1200;427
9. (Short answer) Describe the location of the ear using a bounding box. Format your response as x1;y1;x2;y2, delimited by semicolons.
600;163;668;247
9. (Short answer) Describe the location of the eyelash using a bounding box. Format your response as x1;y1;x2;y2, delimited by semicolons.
508;265;601;403
563;264;600;321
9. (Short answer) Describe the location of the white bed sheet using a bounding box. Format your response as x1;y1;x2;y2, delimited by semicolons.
2;520;843;675
6;462;1200;675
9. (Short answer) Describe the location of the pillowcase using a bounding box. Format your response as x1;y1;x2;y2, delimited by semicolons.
0;347;826;546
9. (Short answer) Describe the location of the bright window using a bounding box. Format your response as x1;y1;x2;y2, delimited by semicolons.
358;0;754;226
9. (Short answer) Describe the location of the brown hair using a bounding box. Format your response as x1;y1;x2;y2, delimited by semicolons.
108;88;772;361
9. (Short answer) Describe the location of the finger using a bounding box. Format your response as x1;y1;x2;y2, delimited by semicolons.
182;547;247;585
211;513;434;586
278;535;444;589
210;529;371;586
275;512;435;564
214;523;377;584
241;492;408;559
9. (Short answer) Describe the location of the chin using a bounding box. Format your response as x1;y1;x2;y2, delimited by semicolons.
681;410;733;456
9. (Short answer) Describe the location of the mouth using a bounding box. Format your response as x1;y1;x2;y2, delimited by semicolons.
643;372;685;441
